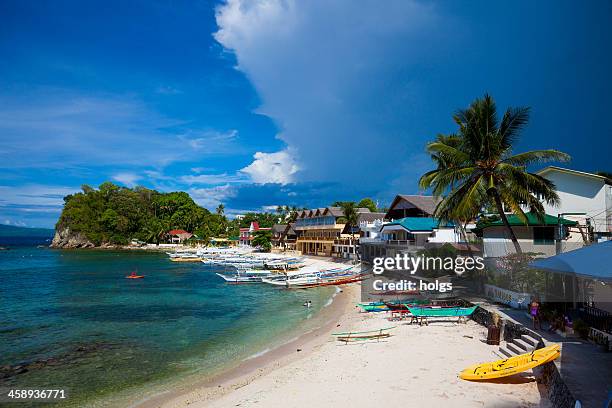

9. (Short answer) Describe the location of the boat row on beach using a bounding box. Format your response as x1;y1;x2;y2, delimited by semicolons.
165;247;365;288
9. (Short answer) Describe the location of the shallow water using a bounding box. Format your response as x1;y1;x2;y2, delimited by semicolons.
0;244;334;407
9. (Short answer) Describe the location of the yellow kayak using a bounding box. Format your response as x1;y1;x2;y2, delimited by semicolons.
459;344;560;381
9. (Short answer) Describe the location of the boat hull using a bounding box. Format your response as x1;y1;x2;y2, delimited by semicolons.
459;344;560;380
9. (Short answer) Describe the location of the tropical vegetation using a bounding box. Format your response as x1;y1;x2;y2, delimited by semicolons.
252;229;273;252
55;182;277;246
419;94;570;254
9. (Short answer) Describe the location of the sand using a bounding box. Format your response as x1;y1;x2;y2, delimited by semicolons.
138;281;550;408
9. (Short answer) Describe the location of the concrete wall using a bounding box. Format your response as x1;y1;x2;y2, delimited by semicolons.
428;227;461;243
482;226;557;257
539;170;611;235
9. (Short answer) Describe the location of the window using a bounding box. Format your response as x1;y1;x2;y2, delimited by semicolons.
533;227;555;245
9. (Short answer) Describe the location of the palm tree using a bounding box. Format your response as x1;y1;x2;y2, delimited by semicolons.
419;94;570;254
339;202;359;260
276;205;285;221
216;204;225;216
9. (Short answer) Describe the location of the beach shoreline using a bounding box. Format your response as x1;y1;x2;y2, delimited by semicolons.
132;281;360;408
133;280;551;408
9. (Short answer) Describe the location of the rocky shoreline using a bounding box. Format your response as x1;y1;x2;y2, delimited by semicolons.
49;228;182;251
50;227;96;248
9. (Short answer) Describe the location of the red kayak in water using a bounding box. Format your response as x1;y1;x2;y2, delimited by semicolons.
126;271;144;279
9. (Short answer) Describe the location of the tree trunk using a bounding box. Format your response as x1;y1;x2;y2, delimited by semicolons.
489;189;523;255
457;220;474;257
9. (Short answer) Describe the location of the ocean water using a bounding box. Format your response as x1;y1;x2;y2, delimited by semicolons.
0;243;334;407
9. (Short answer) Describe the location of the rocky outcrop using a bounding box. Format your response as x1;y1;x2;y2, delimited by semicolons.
50;227;96;248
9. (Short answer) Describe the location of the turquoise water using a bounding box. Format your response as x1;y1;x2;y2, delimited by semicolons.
0;245;334;407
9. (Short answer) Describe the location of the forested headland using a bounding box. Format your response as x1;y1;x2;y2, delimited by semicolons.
51;182;275;248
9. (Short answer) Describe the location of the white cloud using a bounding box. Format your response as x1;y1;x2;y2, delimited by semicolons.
180;172;247;185
112;172;141;187
240;149;299;184
0;184;80;227
178;129;238;150
189;184;237;209
215;0;441;191
0;185;79;208
0;89;241;170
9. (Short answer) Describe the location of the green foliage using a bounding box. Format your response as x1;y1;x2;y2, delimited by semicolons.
419;94;570;254
339;202;358;229
415;244;459;278
333;198;378;213
486;252;547;294
55;182;228;245
252;230;272;252
357;197;378;212
237;212;278;228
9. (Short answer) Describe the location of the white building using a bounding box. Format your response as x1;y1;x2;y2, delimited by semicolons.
536;166;612;242
379;217;461;248
357;212;387;243
474;213;578;258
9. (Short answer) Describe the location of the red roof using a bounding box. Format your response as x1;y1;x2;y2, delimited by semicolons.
168;229;189;235
252;222;259;229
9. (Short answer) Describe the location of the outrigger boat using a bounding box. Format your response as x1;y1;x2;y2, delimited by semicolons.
332;326;396;343
294;273;367;288
170;254;202;262
262;266;359;288
407;305;478;325
215;270;274;283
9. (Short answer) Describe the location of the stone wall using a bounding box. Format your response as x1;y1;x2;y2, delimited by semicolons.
470;306;576;408
535;362;577;408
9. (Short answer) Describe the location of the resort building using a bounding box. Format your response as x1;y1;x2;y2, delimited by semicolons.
271;223;297;251
335;212;386;259
536;166;612;242
384;194;440;220
357;212;387;242
239;222;271;246
360;216;469;262
293;207;371;256
167;229;193;244
472;213;579;258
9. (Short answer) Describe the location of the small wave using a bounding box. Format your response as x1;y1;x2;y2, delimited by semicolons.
323;298;333;308
283;336;300;345
244;348;271;361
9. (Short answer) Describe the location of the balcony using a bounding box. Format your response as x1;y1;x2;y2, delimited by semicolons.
297;236;337;242
360;240;425;263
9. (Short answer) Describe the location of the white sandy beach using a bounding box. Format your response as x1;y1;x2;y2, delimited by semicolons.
139;281;550;408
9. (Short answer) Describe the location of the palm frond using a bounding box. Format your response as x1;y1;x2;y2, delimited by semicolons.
502;150;570;166
499;106;530;150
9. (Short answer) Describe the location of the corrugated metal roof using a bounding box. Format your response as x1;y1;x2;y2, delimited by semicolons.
382;217;454;232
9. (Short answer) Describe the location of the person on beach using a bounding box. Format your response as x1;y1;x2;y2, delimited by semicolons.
530;298;541;330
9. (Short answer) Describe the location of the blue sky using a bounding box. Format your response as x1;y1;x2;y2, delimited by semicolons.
1;0;611;227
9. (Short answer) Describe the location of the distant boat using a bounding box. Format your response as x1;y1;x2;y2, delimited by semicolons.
169;254;202;262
